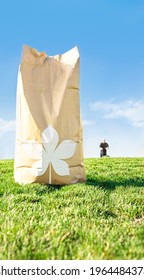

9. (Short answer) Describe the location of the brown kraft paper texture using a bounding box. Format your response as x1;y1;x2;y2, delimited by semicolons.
14;45;85;185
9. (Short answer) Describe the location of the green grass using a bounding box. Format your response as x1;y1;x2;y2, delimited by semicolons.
0;158;144;260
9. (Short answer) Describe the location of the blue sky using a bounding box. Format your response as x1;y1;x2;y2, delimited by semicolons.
0;0;144;158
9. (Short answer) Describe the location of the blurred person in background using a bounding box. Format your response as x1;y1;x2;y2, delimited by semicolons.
99;138;109;157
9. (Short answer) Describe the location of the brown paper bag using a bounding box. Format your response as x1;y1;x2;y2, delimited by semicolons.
14;45;85;185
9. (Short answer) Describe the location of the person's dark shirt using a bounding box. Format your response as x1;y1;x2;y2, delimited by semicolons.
100;142;109;150
100;142;109;156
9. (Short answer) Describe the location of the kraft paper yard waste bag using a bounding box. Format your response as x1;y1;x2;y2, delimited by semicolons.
14;45;85;185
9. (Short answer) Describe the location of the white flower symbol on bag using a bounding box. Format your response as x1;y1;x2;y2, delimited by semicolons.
24;125;76;183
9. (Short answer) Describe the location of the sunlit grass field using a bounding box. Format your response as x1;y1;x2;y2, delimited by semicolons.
0;158;144;259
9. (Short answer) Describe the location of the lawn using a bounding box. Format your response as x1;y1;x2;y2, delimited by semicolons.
0;158;144;260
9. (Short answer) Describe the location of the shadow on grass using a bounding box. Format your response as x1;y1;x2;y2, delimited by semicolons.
35;176;144;195
35;184;63;196
0;183;64;197
86;177;144;191
97;209;117;219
